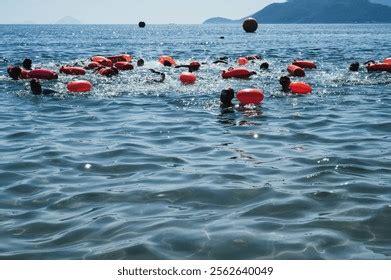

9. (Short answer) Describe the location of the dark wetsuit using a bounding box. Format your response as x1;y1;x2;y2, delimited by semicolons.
149;69;165;83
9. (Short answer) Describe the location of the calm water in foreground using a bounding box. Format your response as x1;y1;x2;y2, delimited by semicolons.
0;24;390;260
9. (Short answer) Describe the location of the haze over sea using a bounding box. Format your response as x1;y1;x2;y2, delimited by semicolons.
0;24;390;260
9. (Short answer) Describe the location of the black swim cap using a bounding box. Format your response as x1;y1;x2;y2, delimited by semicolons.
23;58;32;70
30;79;42;95
220;88;235;107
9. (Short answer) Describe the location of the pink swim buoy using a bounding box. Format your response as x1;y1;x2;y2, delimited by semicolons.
237;88;264;105
67;80;93;93
289;82;312;95
179;72;196;84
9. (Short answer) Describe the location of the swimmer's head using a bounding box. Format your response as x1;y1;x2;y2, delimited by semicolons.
163;61;172;67
260;62;269;70
349;62;359;72
30;79;42;95
23;58;32;70
279;76;291;91
137;59;145;67
189;61;201;72
7;66;22;80
220;88;235;108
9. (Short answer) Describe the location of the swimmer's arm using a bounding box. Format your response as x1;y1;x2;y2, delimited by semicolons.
213;60;229;64
42;89;57;95
175;65;190;69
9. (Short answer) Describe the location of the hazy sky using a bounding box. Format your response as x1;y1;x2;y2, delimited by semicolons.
2;0;284;24
2;0;390;24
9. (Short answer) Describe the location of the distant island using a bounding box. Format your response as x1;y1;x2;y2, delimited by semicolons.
204;0;391;24
56;16;82;25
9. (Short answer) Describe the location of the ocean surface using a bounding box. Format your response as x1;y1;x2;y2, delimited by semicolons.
0;24;390;260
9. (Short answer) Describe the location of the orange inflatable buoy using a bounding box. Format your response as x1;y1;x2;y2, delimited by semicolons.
288;65;305;77
237;88;264;105
180;72;196;84
67;80;92;93
114;62;134;71
366;63;391;72
238;57;249;65
384;58;391;64
28;69;58;80
159;55;176;66
293;60;317;69
60;66;86;75
91;56;113;67
289;82;312;95
222;68;255;79
107;54;132;63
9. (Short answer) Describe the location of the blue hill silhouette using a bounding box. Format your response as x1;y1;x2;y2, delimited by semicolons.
204;0;391;24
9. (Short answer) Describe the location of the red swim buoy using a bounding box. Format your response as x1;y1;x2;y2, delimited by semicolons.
179;72;196;84
238;57;249;65
67;80;93;93
222;68;255;79
107;54;132;63
293;60;317;69
288;65;305;77
60;66;86;75
289;82;312;95
366;63;391;72
114;62;134;71
98;67;118;76
28;69;58;80
20;69;30;79
159;55;176;66
91;56;113;67
237;88;264;105
384;58;391;64
85;62;100;70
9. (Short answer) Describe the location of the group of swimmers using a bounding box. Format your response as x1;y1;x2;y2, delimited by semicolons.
6;55;273;99
5;54;389;108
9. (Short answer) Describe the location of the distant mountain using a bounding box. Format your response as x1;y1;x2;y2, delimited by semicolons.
56;16;82;25
203;0;391;24
204;17;239;24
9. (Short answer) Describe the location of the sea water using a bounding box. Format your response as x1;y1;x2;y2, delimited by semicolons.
0;24;390;259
